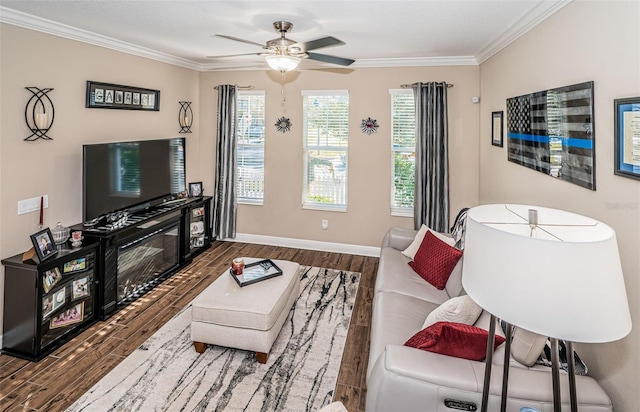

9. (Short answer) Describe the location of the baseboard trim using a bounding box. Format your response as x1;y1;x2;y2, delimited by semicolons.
224;233;380;257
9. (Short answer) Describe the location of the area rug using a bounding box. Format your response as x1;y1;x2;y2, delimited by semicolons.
67;266;361;412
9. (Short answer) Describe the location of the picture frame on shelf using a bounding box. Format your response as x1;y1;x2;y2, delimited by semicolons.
43;267;62;294
189;182;203;197
72;276;90;300
492;111;504;147
193;206;205;217
51;287;66;312
30;227;57;262
63;257;87;274
85;81;160;111
50;302;84;329
42;294;54;319
614;96;640;180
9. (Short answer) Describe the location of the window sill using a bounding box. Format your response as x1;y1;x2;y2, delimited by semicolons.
238;199;263;206
391;208;413;218
302;203;347;213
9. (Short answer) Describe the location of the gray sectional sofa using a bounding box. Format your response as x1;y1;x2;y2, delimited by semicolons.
366;226;613;412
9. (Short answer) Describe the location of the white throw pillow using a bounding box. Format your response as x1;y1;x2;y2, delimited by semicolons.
422;295;483;329
402;224;456;260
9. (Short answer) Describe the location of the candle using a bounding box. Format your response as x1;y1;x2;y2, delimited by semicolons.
39;196;44;226
35;113;48;130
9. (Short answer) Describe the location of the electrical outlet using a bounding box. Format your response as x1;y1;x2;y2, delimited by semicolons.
321;219;329;230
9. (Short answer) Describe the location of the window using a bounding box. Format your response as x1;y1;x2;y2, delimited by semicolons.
111;143;140;197
390;89;416;216
302;90;349;211
236;91;265;204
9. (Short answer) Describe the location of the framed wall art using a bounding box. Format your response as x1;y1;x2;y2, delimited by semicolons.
492;111;503;147
506;81;595;190
86;81;160;111
614;96;640;180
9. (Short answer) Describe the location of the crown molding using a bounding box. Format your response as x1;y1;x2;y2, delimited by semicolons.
475;0;573;64
353;56;479;68
0;6;204;71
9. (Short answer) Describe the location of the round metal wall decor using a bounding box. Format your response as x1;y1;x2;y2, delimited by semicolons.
275;116;291;133
361;117;379;134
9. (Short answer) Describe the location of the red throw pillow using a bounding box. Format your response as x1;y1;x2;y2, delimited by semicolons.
404;321;506;361
408;231;463;289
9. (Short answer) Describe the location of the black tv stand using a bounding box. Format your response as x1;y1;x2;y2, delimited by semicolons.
71;196;212;320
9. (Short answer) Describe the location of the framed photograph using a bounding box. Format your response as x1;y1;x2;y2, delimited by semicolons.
72;276;90;300
492;111;504;147
86;81;160;111
30;228;57;262
50;302;84;329
43;267;62;294
614;97;640;180
189;182;203;197
42;294;54;319
192;206;205;217
51;287;66;312
63;257;87;274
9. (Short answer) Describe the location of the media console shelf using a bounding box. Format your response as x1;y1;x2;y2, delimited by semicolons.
1;244;98;361
2;197;212;361
74;196;212;320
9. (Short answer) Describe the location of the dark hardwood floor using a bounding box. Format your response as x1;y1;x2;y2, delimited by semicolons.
0;241;378;412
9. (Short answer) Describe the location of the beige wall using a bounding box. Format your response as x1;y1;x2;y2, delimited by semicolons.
200;66;480;247
479;1;640;409
0;24;200;341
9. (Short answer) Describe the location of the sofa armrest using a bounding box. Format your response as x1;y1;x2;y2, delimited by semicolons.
381;227;418;251
366;345;612;412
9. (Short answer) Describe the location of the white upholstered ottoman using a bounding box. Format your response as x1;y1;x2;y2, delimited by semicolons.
190;259;300;363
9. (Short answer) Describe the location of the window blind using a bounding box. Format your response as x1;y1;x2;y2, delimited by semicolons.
236;91;265;204
390;89;416;216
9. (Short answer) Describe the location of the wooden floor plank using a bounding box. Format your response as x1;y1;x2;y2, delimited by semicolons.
0;241;378;412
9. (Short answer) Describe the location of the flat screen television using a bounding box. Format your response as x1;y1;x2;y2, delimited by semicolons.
83;137;186;221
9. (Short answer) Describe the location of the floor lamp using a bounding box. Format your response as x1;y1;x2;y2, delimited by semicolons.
461;204;632;412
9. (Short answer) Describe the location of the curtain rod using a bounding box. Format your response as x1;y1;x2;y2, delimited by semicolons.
401;83;454;88
214;85;255;90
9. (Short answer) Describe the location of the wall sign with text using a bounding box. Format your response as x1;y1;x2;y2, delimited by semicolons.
85;81;160;111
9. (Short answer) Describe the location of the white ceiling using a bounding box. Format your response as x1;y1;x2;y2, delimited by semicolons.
0;0;570;71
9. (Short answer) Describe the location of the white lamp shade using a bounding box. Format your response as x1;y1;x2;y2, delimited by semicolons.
462;204;632;343
265;55;301;72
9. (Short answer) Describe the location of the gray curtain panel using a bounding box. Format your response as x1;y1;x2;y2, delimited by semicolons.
212;84;238;239
412;82;449;232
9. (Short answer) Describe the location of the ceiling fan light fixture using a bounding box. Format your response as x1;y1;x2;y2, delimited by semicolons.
265;54;301;72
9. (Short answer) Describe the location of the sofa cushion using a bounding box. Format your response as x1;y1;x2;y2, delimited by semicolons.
367;291;440;379
511;326;548;367
401;224;455;260
423;295;482;329
404;321;506;361
445;257;464;298
375;247;451;304
408;231;463;290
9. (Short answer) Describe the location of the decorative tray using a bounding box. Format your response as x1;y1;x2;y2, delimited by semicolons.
229;259;283;287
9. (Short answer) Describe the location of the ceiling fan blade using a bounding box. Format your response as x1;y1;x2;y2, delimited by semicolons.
307;52;355;66
215;34;264;48
206;52;263;59
293;36;345;52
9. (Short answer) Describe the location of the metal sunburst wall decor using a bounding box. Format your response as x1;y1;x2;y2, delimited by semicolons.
275;116;291;133
361;117;379;135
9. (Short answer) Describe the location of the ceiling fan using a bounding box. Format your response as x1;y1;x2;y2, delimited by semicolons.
209;21;355;71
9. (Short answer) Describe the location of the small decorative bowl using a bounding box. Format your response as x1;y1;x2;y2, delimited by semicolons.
52;222;70;245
